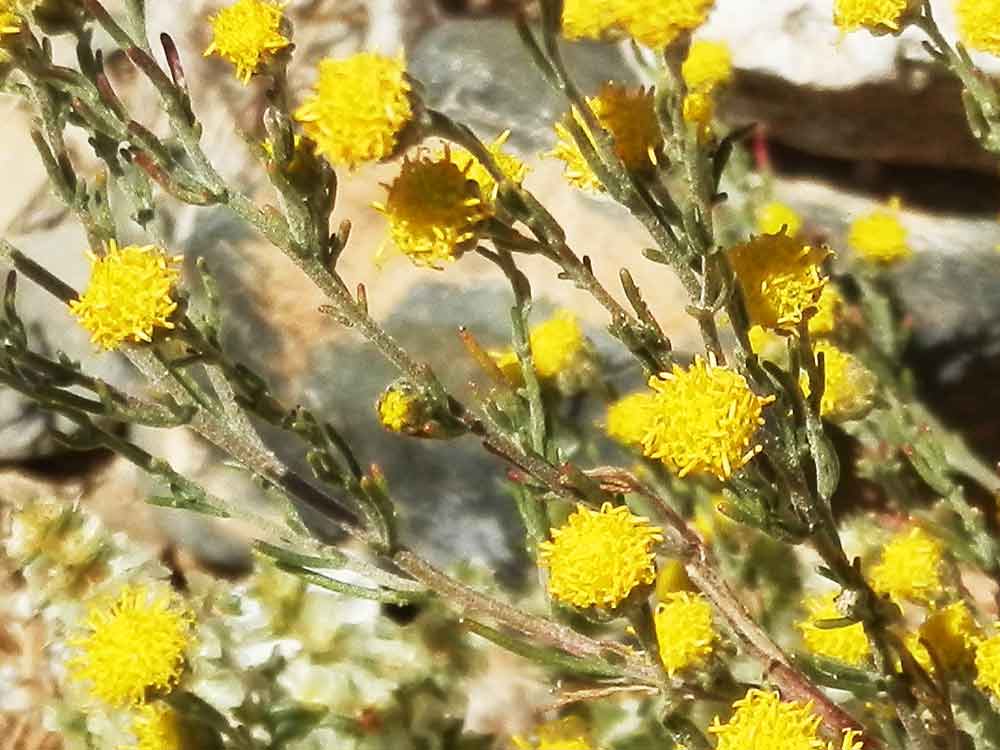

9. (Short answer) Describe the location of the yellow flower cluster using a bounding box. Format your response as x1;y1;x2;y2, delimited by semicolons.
796;590;871;667
756;201;803;238
294;53;413;169
606;391;657;449
374;153;488;268
681;40;732;131
513;716;594;750
976;631;1000;699
607;356;774;480
869;526;943;604
1;0;21;40
906;602;979;675
834;0;915;33
204;0;289;84
800;342;877;423
131;703;184;750
710;689;865;750
69;241;181;351
378;387;418;433
550;84;660;192
435;131;528;206
809;285;844;337
956;0;1000;56
728;232;830;332
561;0;715;49
538;502;662;609
68;584;194;707
654;591;717;676
492;310;587;383
848;197;911;264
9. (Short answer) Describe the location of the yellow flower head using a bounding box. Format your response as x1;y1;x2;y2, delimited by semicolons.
834;0;914;32
957;0;1000;55
375;153;488;268
682;91;714;133
869;526;943;604
618;0;715;49
69;241;181;351
682;40;733;92
377;387;417;433
538;502;663;609
435;131;528;205
656;558;695;598
643;356;775;480
130;702;183;750
69;584;194;707
513;716;594;750
711;689;866;750
550;84;660;192
492;310;589;383
562;0;617;40
808;285;843;337
796;590;871;667
203;0;289;84
976;630;1000;699
728;232;830;332
906;602;979;675
800;342;877;423
848;197;911;264
1;0;22;38
606;391;658;449
654;591;717;676
294;53;413;169
756;201;802;238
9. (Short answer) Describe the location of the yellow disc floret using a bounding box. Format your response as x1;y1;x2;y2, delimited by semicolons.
561;0;618;40
654;591;717;676
69;241;181;351
728;232;830;332
869;526;943;604
539;502;663;610
375;153;488;269
976;630;1000;699
294;53;413;169
68;584;193;707
130;702;183;750
550;84;660;192
796;590;871;667
682;91;714;133
513;716;594;750
378;388;416;433
956;0;1000;55
834;0;914;32
756;201;802;238
435;131;528;205
1;0;22;39
526;310;585;379
800;342;877;423
617;0;715;50
643;356;775;480
848;197;911;264
203;0;289;84
906;602;979;674
712;689;867;750
808;285;843;337
606;391;658;449
682;40;733;92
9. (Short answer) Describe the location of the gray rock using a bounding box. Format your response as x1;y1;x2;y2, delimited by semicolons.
695;0;998;172
409;18;637;153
